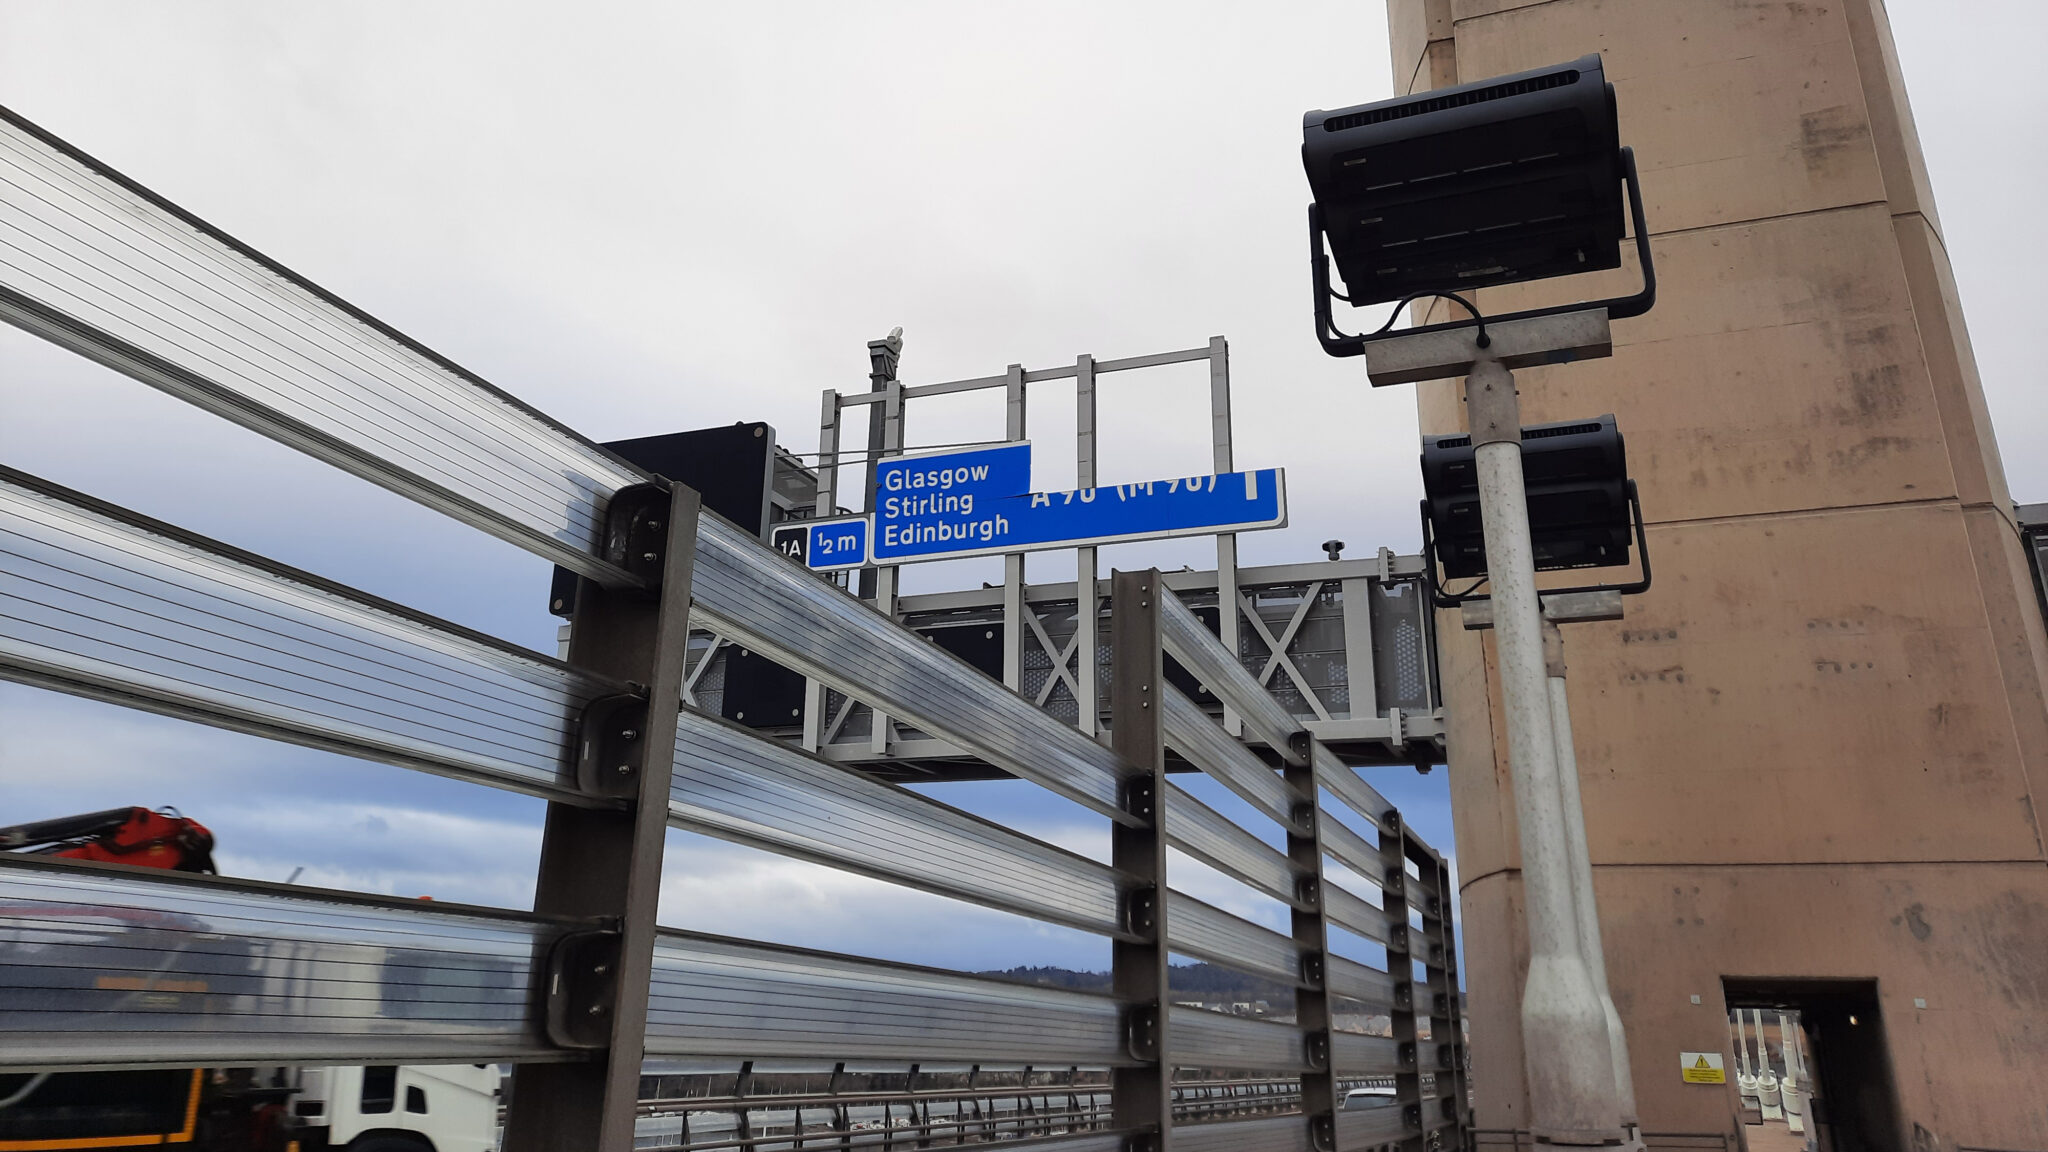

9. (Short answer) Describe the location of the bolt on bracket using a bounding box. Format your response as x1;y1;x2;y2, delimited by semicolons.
543;927;622;1050
574;692;651;800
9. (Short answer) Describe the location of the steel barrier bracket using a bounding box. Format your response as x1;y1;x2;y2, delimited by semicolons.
599;482;676;590
1124;1005;1161;1063
545;928;625;1049
1295;874;1322;908
575;693;652;800
1122;885;1159;937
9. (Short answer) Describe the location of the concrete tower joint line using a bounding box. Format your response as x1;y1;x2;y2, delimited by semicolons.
1465;353;1625;1145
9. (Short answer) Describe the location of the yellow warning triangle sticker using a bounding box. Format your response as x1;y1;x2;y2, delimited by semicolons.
1694;1056;1713;1068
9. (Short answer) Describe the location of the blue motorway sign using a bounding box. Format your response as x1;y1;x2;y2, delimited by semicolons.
869;443;1283;565
772;443;1285;572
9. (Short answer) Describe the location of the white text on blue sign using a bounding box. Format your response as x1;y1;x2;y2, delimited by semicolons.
865;444;1285;564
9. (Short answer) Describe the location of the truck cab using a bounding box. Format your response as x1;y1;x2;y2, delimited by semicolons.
289;1064;498;1152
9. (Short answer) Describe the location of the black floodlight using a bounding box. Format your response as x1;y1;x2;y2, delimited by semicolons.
1302;55;1655;357
1419;414;1649;600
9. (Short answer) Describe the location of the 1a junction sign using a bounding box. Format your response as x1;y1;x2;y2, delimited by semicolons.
773;442;1286;571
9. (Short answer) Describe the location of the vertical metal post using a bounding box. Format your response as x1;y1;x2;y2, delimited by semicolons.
1464;355;1621;1144
870;363;905;757
1290;741;1340;1152
1339;576;1381;723
859;332;902;600
505;484;701;1150
1207;336;1243;738
1111;569;1172;1150
1379;808;1425;1152
1076;353;1100;734
1412;835;1472;1143
1544;619;1639;1137
805;390;843;751
1002;363;1028;692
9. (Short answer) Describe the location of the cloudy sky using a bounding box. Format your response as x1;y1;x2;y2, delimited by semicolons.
2;1;2042;978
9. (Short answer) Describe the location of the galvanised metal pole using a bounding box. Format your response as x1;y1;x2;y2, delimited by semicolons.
1543;619;1640;1138
1463;355;1622;1144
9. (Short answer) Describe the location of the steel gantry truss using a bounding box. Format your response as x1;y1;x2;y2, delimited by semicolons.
0;105;1468;1151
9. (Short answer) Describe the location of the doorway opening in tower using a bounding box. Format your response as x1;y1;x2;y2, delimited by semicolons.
1723;979;1906;1152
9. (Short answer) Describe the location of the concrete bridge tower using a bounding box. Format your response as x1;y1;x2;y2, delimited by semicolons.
1387;2;2048;1146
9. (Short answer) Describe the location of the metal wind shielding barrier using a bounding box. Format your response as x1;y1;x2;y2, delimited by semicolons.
0;104;1469;1151
688;515;1132;820
644;937;1128;1065
1159;590;1307;764
0;109;646;584
0;467;611;800
0;857;563;1070
668;708;1125;934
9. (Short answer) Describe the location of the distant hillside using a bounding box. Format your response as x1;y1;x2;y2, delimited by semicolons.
977;962;1295;1009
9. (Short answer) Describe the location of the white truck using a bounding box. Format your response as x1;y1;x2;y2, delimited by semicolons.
286;1064;498;1152
0;1064;498;1151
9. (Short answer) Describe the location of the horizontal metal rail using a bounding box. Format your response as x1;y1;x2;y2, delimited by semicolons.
0;856;564;1070
637;1083;1117;1114
0;468;609;800
1340;1105;1414;1149
1317;811;1385;890
1162;783;1301;907
669;710;1125;936
635;1075;1342;1113
1321;878;1389;946
631;1079;1404;1152
1163;687;1304;832
1;858;1151;1074
1168;1008;1309;1073
0;107;646;585
1174;1115;1310;1152
690;517;1134;822
646;932;1129;1067
1314;744;1395;833
1158;591;1305;764
637;1123;1128;1152
1332;1031;1429;1077
1164;891;1307;987
1327;954;1398;1012
896;345;1212;400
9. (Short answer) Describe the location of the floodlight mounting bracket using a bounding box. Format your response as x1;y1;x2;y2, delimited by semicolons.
1420;479;1653;610
1310;147;1655;359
